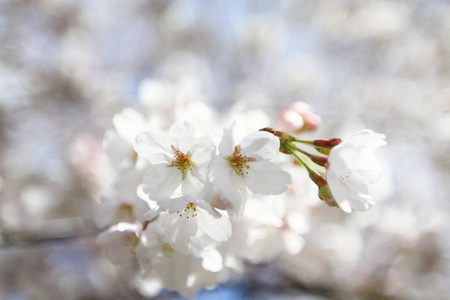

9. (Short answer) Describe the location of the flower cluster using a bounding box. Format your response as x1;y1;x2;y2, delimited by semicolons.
97;104;386;298
263;127;387;213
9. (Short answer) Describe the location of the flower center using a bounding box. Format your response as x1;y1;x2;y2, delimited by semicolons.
115;204;134;221
163;243;175;253
124;233;139;255
169;145;193;180
162;243;183;258
229;146;253;176
177;202;198;219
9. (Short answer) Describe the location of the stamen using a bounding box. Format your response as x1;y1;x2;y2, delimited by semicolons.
177;202;198;219
228;146;254;176
340;171;352;181
168;145;193;180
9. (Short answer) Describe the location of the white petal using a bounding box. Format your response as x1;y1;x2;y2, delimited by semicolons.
169;121;196;152
140;226;161;248
346;130;387;150
158;253;192;293
355;150;384;184
182;166;207;200
211;158;233;190
103;129;132;168
113;108;147;144
143;207;161;221
167;213;198;255
134;131;172;165
328;145;353;169
196;199;221;218
198;209;231;242
327;174;352;213
328;175;374;213
245;161;292;195
97;224;139;265
142;164;181;199
218;124;236;157
285;211;310;234
201;248;223;272
190;135;214;165
136;277;163;298
115;222;140;232
199;181;215;204
155;197;188;213
114;166;146;203
329;147;382;189
329;163;372;197
220;173;247;217
240;131;280;160
282;231;305;256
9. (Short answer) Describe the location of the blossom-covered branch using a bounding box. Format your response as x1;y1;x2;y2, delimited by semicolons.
98;106;386;298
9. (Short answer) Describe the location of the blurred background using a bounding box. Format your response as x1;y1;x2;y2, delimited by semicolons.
0;0;449;299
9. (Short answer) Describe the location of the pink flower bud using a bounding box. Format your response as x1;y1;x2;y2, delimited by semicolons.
288;101;321;131
289;101;311;113
278;109;304;132
302;113;321;131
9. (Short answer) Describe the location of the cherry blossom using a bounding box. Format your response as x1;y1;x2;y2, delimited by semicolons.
327;130;387;213
144;200;231;255
97;222;141;265
134;121;215;202
211;124;292;217
135;222;230;298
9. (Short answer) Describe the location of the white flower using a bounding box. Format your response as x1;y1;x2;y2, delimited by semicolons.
136;244;227;298
211;124;292;217
145;196;231;255
97;222;141;265
134;121;215;202
224;194;308;264
135;224;229;298
104;108;149;171
100;108;158;226
327;129;386;213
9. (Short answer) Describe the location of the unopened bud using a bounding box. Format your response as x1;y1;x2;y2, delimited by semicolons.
319;185;339;208
302;113;321;131
288;101;321;131
277;109;304;133
328;138;342;147
307;171;339;208
307;169;327;189
308;154;328;167
313;138;342;149
289;102;312;114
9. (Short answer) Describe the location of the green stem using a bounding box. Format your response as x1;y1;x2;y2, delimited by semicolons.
286;145;337;207
289;145;328;167
286;146;328;188
291;139;316;147
286;147;312;173
290;139;331;155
